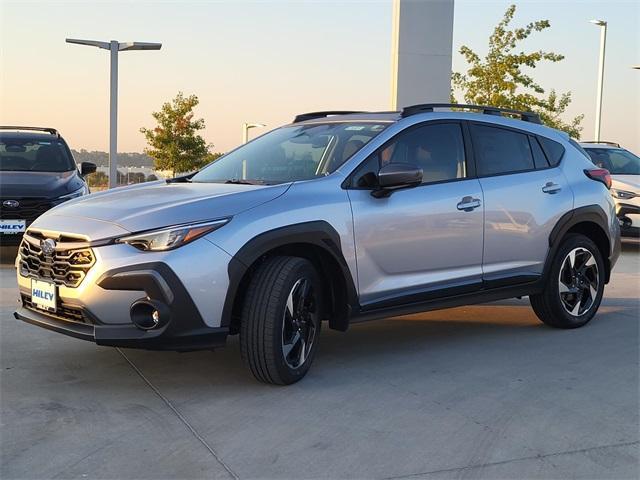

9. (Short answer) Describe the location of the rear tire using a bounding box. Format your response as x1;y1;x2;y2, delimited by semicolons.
530;233;605;329
240;256;322;385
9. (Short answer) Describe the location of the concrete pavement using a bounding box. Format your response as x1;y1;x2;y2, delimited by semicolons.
1;242;638;479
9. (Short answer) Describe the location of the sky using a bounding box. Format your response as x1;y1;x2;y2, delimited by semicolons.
1;0;639;154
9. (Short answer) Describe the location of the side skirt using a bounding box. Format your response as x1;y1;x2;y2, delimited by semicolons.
349;279;543;324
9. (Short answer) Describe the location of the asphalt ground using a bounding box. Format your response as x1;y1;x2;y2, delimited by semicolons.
1;240;638;479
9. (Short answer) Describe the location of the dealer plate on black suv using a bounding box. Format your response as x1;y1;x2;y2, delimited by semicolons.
0;219;26;235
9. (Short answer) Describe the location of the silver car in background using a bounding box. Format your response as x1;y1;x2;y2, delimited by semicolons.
15;104;620;385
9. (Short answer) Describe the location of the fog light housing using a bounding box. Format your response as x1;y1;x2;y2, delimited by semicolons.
130;299;170;330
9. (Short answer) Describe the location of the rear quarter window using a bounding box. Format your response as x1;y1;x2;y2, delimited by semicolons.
529;136;550;169
538;136;565;166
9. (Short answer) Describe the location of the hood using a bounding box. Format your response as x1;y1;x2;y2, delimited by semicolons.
0;170;85;198
32;180;291;235
611;175;640;192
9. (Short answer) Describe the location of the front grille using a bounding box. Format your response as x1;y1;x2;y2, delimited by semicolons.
0;198;52;223
19;231;95;288
21;294;91;324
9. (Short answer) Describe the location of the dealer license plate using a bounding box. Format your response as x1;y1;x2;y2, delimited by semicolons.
0;219;26;235
31;279;57;312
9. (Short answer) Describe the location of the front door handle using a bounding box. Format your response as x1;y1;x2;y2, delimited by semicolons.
457;196;481;212
542;182;562;194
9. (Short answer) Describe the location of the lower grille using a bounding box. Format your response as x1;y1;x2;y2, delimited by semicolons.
21;294;92;325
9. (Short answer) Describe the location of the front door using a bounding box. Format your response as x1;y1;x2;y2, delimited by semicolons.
347;121;484;308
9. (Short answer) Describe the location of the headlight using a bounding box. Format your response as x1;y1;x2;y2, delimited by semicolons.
116;219;230;251
53;185;89;205
611;189;637;200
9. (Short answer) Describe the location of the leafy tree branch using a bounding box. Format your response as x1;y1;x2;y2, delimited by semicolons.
452;4;583;138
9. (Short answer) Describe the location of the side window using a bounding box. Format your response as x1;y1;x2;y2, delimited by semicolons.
471;124;534;176
529;135;550;169
352;123;466;187
539;136;565;166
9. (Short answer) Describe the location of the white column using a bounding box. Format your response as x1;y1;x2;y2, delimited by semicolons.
109;40;119;189
390;0;455;110
242;123;249;144
594;24;607;141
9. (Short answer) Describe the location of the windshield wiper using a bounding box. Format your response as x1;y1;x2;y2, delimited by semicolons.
166;172;195;183
224;178;264;185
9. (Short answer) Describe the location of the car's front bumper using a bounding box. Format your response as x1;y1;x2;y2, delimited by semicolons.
615;201;640;236
14;305;229;351
15;236;234;351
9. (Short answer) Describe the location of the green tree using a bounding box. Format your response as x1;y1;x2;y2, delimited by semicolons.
140;92;211;177
206;152;224;163
452;4;583;138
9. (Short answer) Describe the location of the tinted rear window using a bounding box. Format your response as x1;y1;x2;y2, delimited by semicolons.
0;136;75;172
539;137;565;166
471;124;534;176
529;136;550;169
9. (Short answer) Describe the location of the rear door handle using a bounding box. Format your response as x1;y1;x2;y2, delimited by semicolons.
542;182;562;194
457;196;481;211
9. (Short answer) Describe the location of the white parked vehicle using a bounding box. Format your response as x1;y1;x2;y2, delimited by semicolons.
581;142;640;236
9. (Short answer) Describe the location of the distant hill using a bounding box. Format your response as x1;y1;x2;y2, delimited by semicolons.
72;149;155;168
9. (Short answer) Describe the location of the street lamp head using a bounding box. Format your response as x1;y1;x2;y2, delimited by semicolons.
66;38;110;50
118;42;162;51
589;19;607;26
66;38;162;51
246;123;266;129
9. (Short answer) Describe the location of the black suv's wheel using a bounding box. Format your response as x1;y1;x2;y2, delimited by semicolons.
530;233;605;329
240;256;322;385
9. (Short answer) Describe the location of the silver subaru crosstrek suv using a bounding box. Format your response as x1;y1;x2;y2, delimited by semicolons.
15;104;620;385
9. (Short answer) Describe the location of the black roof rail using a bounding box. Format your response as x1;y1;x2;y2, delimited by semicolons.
401;103;542;124
0;126;59;136
292;111;365;123
581;140;620;147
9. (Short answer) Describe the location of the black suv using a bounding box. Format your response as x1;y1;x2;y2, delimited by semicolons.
0;127;96;245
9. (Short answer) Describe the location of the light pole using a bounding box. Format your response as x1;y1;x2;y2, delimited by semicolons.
589;20;607;142
242;123;266;144
66;39;162;189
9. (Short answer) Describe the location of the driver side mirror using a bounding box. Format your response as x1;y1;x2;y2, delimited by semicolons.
80;162;97;177
372;163;423;198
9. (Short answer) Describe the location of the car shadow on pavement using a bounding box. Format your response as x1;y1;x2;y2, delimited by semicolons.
111;296;638;391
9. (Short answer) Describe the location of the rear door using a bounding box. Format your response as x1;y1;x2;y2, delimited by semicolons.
347;121;484;308
470;122;573;285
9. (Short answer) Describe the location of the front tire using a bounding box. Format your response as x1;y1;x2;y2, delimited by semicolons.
240;256;322;385
530;233;605;329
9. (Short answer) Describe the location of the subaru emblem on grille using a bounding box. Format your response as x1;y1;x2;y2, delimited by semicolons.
40;238;56;256
2;200;19;209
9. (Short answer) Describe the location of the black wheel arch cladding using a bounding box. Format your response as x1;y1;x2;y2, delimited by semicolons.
546;205;617;283
222;221;359;333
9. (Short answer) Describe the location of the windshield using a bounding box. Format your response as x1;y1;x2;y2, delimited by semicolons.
585;147;640;175
0;136;75;172
191;122;389;184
